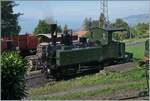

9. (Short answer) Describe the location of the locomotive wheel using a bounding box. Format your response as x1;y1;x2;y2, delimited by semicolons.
50;68;63;80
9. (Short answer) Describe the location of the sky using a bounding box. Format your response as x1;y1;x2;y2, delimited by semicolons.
13;0;149;34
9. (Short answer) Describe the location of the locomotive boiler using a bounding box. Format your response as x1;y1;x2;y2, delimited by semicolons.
28;24;133;80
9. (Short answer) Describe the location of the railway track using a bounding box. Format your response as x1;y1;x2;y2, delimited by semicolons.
26;70;56;89
119;90;149;100
26;73;44;80
119;95;149;100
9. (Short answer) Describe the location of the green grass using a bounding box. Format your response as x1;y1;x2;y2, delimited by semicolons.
31;80;146;100
126;45;145;60
28;66;147;99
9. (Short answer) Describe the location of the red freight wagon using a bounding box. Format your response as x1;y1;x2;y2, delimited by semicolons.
1;35;39;55
12;35;19;47
1;34;39;57
11;35;39;50
17;35;39;56
18;35;28;49
27;35;39;49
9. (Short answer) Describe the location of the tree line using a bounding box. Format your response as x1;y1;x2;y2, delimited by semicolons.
83;17;149;40
33;20;62;34
1;1;21;37
1;1;63;36
1;1;149;40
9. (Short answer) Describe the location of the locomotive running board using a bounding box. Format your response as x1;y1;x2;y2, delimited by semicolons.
65;66;100;76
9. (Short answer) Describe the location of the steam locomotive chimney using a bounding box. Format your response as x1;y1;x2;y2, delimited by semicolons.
50;24;57;45
50;24;57;34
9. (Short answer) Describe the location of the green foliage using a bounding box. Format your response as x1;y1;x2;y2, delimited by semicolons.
82;16;148;41
83;18;130;41
34;20;52;34
85;31;91;39
83;13;107;30
110;18;130;40
131;23;149;38
110;18;129;28
1;52;28;100
34;20;62;35
112;32;127;41
1;1;21;36
91;20;99;28
83;17;92;30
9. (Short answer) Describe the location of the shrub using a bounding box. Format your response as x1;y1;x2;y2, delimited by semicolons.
1;52;28;100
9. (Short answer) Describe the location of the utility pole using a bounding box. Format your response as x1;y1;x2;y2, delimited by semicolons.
99;0;109;29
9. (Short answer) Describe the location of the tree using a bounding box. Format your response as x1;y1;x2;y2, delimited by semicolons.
34;20;62;34
1;52;27;100
1;1;21;36
83;13;107;30
135;23;149;37
83;17;92;31
110;18;129;29
92;20;99;28
34;20;52;34
110;18;130;40
83;17;88;30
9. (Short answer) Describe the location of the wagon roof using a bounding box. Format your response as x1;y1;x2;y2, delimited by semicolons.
36;33;62;39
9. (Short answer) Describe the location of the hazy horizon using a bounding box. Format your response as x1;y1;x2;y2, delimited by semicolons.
13;1;149;34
